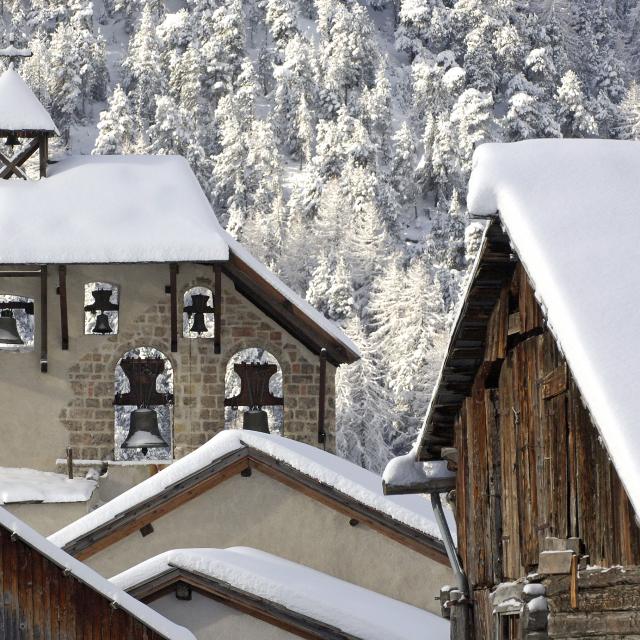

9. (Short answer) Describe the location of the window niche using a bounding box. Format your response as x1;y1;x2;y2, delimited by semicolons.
114;347;173;462
183;286;214;339
84;282;119;335
224;348;284;435
0;294;35;351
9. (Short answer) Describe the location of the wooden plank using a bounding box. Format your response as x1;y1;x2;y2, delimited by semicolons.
486;388;503;585
213;264;222;355
542;363;567;399
58;265;69;350
318;348;327;444
40;265;48;373
39;134;48;178
170;263;178;353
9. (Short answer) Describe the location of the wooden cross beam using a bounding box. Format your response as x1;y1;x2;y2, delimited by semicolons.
0;137;40;179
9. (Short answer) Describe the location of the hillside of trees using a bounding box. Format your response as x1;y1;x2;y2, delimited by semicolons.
4;0;640;472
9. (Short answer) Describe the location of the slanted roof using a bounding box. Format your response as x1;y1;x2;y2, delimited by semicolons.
49;431;451;561
0;466;96;504
407;139;640;518
0;506;195;640
0;66;57;134
111;547;450;640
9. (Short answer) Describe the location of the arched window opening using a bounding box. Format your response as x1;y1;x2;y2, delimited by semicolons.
224;348;284;435
114;347;173;461
0;294;35;351
183;287;214;339
84;282;119;335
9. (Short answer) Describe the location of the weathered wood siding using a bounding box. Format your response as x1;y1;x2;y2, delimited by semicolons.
455;264;640;634
0;523;168;640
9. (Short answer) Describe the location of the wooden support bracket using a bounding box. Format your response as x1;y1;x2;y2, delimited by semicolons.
170;263;178;353
58;265;68;350
0;137;40;179
214;264;222;355
40;265;48;373
318;348;327;445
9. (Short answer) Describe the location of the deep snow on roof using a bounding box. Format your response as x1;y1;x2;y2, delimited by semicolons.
49;431;452;549
467;138;640;517
0;507;195;640
0;67;57;132
0;155;229;263
111;547;450;640
0;466;96;504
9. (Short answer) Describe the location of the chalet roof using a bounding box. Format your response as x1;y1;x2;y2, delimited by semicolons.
49;431;452;559
402;139;640;518
0;506;195;640
0;67;57;133
0;466;96;504
111;547;450;640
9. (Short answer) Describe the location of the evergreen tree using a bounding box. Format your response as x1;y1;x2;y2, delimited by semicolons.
93;85;136;154
557;70;598;137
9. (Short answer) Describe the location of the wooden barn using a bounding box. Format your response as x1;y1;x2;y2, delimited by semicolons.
383;140;640;640
0;505;194;639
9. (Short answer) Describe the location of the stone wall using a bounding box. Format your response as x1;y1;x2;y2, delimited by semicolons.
56;268;335;463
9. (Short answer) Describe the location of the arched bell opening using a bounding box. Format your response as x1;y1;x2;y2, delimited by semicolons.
0;294;35;352
84;282;119;335
183;286;214;339
224;348;284;435
114;346;174;461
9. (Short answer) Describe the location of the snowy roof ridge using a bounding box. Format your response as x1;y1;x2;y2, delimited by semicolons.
0;466;97;504
0;506;195;640
0;67;57;133
466;139;640;517
49;431;451;550
111;547;450;640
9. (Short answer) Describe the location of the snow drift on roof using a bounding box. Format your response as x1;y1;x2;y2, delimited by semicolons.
111;547;450;640
467;138;640;517
0;67;57;132
49;431;451;548
0;507;195;640
0;467;96;504
0;155;229;263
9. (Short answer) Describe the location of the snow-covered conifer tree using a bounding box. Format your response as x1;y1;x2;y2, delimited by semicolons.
93;85;136;154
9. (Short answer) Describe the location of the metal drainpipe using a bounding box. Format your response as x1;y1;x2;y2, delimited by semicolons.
430;492;470;598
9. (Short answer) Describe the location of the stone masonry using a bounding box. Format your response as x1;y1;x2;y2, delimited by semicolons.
59;274;336;462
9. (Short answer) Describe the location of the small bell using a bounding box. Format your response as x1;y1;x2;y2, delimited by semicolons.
243;408;270;433
121;407;169;455
0;309;23;345
93;312;112;335
4;132;19;147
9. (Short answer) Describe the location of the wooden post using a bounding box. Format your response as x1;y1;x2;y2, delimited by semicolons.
58;265;68;350
317;348;327;445
39;134;48;178
66;448;73;480
214;264;222;355
40;265;47;373
170;263;178;353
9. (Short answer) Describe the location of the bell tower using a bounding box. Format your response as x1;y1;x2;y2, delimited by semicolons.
0;36;57;179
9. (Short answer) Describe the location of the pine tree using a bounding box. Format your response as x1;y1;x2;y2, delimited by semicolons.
618;82;640;139
93;85;136;154
390;123;416;205
557;70;598;137
266;0;298;49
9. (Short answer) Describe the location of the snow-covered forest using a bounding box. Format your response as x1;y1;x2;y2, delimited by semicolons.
4;0;640;473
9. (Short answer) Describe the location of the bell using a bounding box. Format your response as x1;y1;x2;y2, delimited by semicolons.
4;132;19;147
243;408;270;433
121;407;169;454
0;309;23;345
189;312;208;335
93;312;112;335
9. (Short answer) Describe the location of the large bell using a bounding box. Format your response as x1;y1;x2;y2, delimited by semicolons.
121;407;169;454
4;132;19;147
0;310;23;345
188;294;211;335
189;312;208;335
243;408;270;433
93;312;112;335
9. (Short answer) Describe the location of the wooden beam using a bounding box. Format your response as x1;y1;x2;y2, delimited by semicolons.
58;265;68;350
213;264;221;355
170;263;178;353
0;270;44;277
318;348;327;445
40;265;48;373
0;137;40;179
39;134;48;178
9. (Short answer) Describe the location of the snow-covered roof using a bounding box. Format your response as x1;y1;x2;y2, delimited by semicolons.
111;547;450;640
0;506;195;640
0;466;96;504
0;155;229;263
382;450;456;492
0;67;57;133
466;139;640;518
49;431;452;550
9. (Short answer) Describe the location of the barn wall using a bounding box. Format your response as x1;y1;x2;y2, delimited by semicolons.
81;468;452;614
0;264;335;474
454;264;640;636
0;524;166;640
